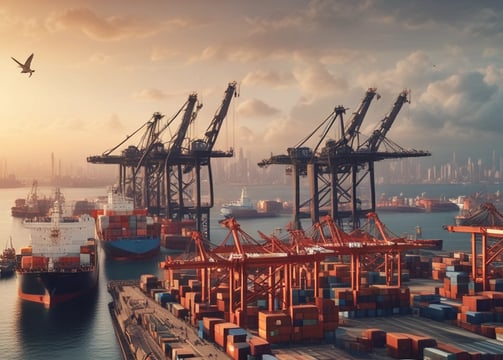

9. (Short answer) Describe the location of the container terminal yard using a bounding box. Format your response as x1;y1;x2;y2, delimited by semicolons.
84;83;503;359
107;215;503;359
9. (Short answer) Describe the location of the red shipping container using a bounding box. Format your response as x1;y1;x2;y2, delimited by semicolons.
437;342;470;360
202;317;224;341
386;332;412;359
248;336;271;356
214;322;241;349
407;334;437;359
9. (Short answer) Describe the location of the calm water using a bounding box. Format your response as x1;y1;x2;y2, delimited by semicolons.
0;183;500;359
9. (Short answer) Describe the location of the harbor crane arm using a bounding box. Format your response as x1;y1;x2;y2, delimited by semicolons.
201;81;237;153
169;93;201;155
135;94;200;172
360;89;409;152
340;88;378;149
184;81;237;172
133;112;165;174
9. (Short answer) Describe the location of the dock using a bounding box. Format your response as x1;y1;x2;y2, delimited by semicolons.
108;278;503;360
108;280;232;360
108;280;393;359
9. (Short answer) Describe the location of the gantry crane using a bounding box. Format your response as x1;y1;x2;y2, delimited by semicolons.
87;82;237;242
259;88;430;231
86;96;199;212
317;89;430;228
257;101;357;230
445;225;503;291
161;215;439;329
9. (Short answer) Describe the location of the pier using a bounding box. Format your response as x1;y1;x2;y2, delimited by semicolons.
108;280;229;360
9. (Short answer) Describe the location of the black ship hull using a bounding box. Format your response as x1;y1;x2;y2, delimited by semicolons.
17;268;98;307
0;261;15;277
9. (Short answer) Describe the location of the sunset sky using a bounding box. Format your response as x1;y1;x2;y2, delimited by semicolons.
1;0;503;179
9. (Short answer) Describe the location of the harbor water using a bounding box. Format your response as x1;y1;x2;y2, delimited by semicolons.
0;183;500;359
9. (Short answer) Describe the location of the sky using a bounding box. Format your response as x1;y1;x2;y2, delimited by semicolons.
1;0;503;179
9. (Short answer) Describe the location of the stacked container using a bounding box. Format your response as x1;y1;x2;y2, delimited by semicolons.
258;311;291;343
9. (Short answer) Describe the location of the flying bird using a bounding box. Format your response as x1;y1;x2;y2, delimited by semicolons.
11;53;35;77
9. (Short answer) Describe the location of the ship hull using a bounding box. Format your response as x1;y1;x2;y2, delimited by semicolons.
161;234;195;252
0;261;16;277
376;206;426;213
221;207;279;219
100;237;160;261
17;269;98;307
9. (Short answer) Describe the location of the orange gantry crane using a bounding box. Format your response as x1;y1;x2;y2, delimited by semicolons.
161;215;440;328
444;224;503;291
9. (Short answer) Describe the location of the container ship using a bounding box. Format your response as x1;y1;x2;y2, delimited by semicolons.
17;194;99;307
94;188;161;260
220;187;281;219
377;193;459;213
376;194;425;213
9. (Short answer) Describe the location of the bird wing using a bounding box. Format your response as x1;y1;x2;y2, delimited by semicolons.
24;53;34;68
11;57;23;67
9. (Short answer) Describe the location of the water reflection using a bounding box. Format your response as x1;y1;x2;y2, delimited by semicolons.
15;289;99;360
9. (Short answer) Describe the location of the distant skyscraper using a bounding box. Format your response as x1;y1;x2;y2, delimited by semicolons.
51;152;55;179
493;149;496;174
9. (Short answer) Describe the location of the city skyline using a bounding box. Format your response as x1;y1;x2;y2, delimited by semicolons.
2;147;503;189
2;1;503;179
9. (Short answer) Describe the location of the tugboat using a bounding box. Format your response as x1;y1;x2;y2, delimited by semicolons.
0;238;16;278
16;189;99;307
11;180;53;218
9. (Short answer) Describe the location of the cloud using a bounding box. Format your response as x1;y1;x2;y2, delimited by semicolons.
293;63;348;103
89;52;111;63
150;46;180;62
242;70;295;88
102;113;122;130
466;8;503;38
45;8;158;41
237;99;280;118
133;88;170;101
417;71;497;127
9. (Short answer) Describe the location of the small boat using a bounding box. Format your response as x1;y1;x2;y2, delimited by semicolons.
0;238;16;278
94;187;161;260
220;187;281;219
11;180;53;218
16;189;99;307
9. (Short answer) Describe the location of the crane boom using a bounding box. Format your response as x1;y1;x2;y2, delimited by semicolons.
343;88;378;148
361;90;409;152
170;93;200;154
201;81;237;152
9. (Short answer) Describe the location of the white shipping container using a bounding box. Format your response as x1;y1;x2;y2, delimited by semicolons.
80;253;91;265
